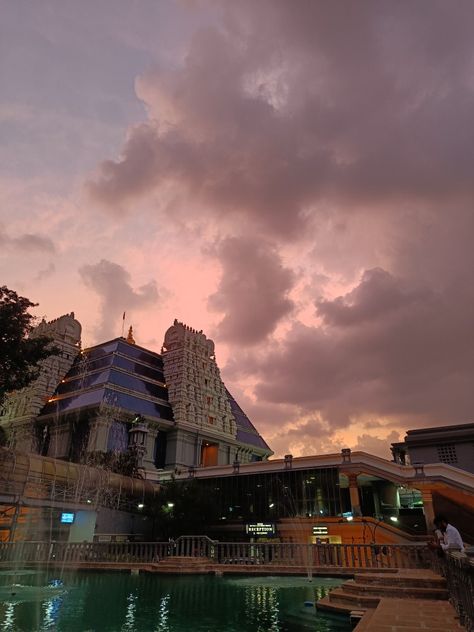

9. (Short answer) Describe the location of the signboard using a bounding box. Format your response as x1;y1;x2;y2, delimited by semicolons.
312;525;328;536
245;522;276;536
60;512;75;524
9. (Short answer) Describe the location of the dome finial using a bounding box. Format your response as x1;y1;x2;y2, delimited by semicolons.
126;325;136;345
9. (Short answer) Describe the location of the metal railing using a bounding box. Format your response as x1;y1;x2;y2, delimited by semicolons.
430;550;474;632
0;538;430;570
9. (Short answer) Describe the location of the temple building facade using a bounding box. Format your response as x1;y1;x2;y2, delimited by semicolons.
0;313;82;451
2;314;473;546
0;316;272;476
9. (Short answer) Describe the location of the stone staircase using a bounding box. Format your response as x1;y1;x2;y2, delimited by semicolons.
145;556;214;574
317;569;449;615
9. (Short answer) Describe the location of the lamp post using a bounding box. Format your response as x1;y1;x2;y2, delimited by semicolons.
128;414;149;469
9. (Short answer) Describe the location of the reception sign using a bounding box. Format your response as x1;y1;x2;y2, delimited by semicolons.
245;522;276;536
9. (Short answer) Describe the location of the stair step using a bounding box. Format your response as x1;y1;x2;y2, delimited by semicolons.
342;579;449;600
328;588;380;608
354;572;446;588
158;557;212;565
316;595;362;615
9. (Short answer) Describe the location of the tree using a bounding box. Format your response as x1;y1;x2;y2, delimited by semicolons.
0;286;56;407
85;448;143;479
151;478;220;540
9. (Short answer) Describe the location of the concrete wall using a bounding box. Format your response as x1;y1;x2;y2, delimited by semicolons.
68;510;97;542
409;442;474;474
95;507;154;541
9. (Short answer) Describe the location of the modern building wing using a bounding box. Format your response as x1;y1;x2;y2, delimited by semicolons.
391;422;474;474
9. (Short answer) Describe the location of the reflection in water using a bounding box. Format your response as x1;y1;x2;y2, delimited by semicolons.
244;585;280;632
0;572;350;631
42;594;63;631
155;593;170;632
2;602;15;631
122;592;137;631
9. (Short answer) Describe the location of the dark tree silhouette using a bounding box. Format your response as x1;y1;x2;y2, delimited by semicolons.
0;286;55;407
151;478;220;539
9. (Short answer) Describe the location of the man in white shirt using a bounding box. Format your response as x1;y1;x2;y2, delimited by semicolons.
434;514;465;553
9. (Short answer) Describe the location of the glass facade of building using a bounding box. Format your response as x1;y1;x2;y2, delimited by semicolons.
197;467;351;521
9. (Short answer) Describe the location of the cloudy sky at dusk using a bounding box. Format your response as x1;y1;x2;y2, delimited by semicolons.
2;1;474;458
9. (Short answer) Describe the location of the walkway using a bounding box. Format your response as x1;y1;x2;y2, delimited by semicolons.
355;598;463;631
316;568;465;631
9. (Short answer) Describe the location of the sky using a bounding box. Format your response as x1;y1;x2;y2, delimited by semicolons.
1;0;474;459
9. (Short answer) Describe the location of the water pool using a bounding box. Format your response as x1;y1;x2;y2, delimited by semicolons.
0;570;351;631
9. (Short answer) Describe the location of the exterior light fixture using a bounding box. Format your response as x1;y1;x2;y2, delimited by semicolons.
390;516;398;522
167;502;174;508
138;503;144;509
269;502;275;508
86;499;92;504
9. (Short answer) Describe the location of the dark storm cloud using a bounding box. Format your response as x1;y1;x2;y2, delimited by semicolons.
208;236;295;344
85;0;474;448
0;227;56;253
88;1;474;237
79;259;159;340
231;267;474;427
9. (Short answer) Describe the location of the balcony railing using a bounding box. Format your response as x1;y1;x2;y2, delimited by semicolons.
430;550;474;632
0;537;430;570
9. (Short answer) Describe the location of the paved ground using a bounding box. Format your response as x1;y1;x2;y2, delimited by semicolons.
355;598;463;631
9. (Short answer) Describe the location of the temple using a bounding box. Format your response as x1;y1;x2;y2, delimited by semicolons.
1;313;473;547
0;316;272;474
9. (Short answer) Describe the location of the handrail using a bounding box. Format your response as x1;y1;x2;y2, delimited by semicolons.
0;539;430;570
430;550;474;630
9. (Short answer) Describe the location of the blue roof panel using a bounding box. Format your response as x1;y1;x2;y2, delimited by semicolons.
40;386;173;421
226;389;271;452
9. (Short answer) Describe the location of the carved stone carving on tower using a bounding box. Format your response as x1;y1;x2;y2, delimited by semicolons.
0;312;82;449
162;320;237;437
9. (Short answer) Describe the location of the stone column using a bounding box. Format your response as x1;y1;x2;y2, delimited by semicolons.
347;473;362;517
142;427;158;470
87;417;111;453
421;489;436;532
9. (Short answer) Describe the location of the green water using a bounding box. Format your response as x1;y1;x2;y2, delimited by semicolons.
0;571;350;631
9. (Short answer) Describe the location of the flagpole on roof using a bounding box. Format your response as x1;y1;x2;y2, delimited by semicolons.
121;311;126;338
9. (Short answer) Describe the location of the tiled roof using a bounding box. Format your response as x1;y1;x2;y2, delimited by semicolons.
226;389;272;453
39;338;174;422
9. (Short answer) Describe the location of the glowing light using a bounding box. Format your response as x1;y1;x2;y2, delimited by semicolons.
390;516;398;522
138;503;144;509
